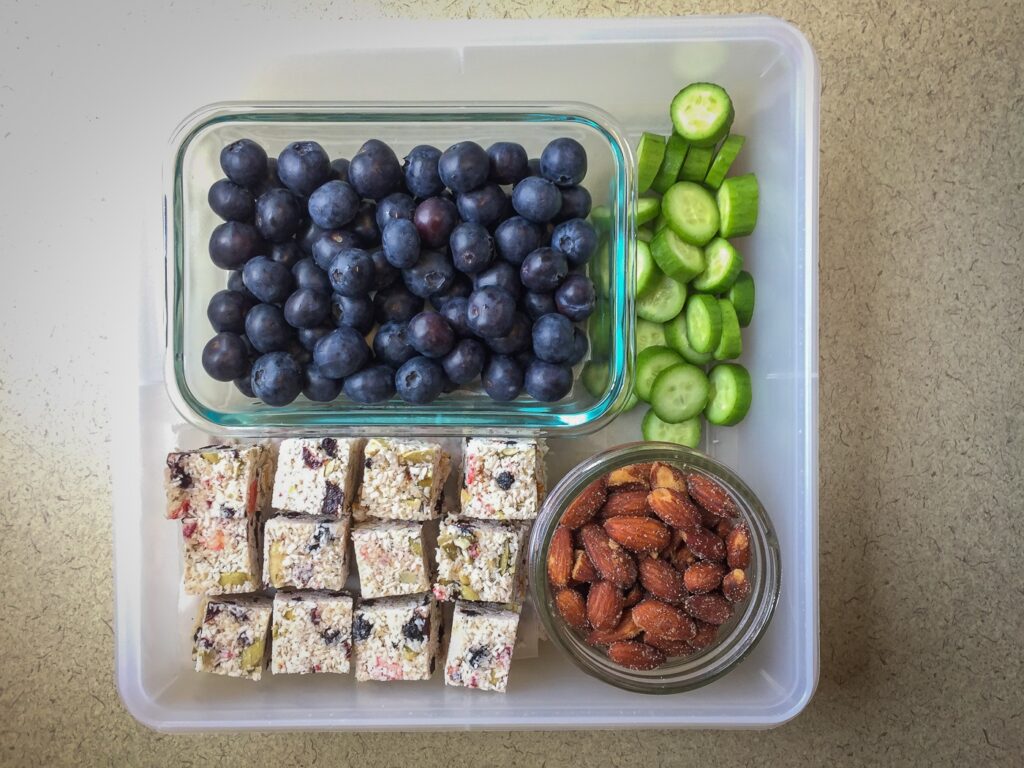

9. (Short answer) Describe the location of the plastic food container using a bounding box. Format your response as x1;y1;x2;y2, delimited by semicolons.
165;102;634;436
528;442;781;694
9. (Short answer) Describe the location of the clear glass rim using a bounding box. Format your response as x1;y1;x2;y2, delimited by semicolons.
528;441;781;694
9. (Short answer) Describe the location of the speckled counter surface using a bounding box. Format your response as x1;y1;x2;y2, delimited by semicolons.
1;0;1021;765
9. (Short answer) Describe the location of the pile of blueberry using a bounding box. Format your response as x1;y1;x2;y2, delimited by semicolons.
202;134;599;406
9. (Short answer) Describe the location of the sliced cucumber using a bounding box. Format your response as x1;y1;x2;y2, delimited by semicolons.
590;238;610;298
654;212;669;232
588;302;611;356
717;173;759;238
692;237;743;293
635;239;658;296
727;271;755;327
664;310;714;365
636;195;661;226
635;318;667;355
636;345;684;402
642;409;702;447
662;181;720;246
679;145;716;183
651;227;706;284
704;135;745;189
636;132;666;193
670;83;734;148
705;363;752;425
622;390;640;412
582;361;610;397
685;293;722;354
649;362;710;423
637;226;654;244
713;298;742;360
590;204;613;235
637;271;687;323
651;134;689;195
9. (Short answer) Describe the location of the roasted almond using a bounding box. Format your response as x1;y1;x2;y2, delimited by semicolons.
547;526;573;588
683;561;726;594
682;526;726;562
642;632;694;657
726;523;752;569
570;549;598;583
599;489;651;518
649;461;688;493
688;620;720;650
687;473;738;519
632;598;697;642
603;516;671;553
561;476;607;529
580;524;637;589
605;464;650;492
622;582;644;608
722;568;752;602
639;556;688;603
672;545;698;572
554;588;588;630
715;519;735;539
586;580;624;630
647;488;702;531
586;609;641;645
683;594;734;625
607;640;665;670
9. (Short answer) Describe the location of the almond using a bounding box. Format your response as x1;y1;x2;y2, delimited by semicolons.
622;582;644;608
647;488;702;531
607;640;665;670
683;561;725;594
580;523;637;589
649;461;688;493
683;593;733;625
605;464;650;492
570;549;598;583
547;526;573;587
603;516;670;553
687;473;738;519
722;568;752;602
672;545;698;572
682;526;726;562
586;580;624;630
726;523;751;569
715;519;735;539
638;557;687;603
586;609;641;645
632;598;697;642
599;489;651;518
662;526;687;558
561;476;607;529
688;620;720;650
554;588;588;629
643;632;694;657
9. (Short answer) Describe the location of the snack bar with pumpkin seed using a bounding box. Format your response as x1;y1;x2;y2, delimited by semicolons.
165;443;275;520
263;513;350;591
272;437;363;518
433;517;528;603
271;591;354;675
192;594;272;681
181;515;260;595
444;601;520;693
460;438;547;521
352;593;441;682
354;439;451;522
350;520;431;599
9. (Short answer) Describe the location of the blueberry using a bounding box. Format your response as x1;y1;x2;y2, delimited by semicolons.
525;359;573;402
202;332;251;381
286;338;312;366
328;248;375;297
441;371;460;393
486;312;532;355
566;326;589;366
442;338;487;385
330;157;350;183
283;287;330;329
250;157;285;198
368;248;399;290
482;355;524;401
373;321;417;368
344;365;396;404
440;297;473;338
381;219;421;269
298;220;327;256
254;188;302;243
312;229;359;270
313;326;370;379
430;272;473;309
292;257;331;294
449;222;495;275
413;196;459;248
403;249;455;299
270;241;303;269
220;139;268;187
555;185;592;222
209;221;263;270
226;269;256;301
466;286;516;338
350;201;381;247
403;145;444;199
208;179;254;222
551;218;598;266
307;180;360;229
527;157;542;176
395;356;445;404
297;325;333;352
245;303;294;353
540;137;588;187
331;294;375;334
487;141;529;185
242;255;294;304
555;273;597;321
207;290;251;334
512;176;563;223
473;260;521;301
303;363;343;402
492;215;544;267
349;139;403;200
438;141;489;193
521;290;556;321
277;141;331;196
373;284;424;324
251;352;304;406
456;184;510;228
520;247;569;293
515;350;535;371
234;375;256;397
532;313;575;363
407;311;456;358
375;192;417;232
352;614;373;641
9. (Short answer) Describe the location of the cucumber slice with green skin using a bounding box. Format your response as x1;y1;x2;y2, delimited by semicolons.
664;310;714;365
642;409;702;447
654;212;670;232
636;195;661;226
590;204;613;235
588;303;611;356
685;293;722;354
582;361;610;398
635;318;667;354
590;239;610;298
663;181;720;246
717;173;759;238
635;240;658;296
649;362;710;422
692;237;743;293
727;270;755;327
637;227;654;244
651;227;706;284
636;132;666;193
705;363;752;425
679;145;716;183
651;134;689;195
635;345;684;402
622;390;640;412
670;83;735;148
637;271;687;323
713;298;742;360
704;135;745;189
